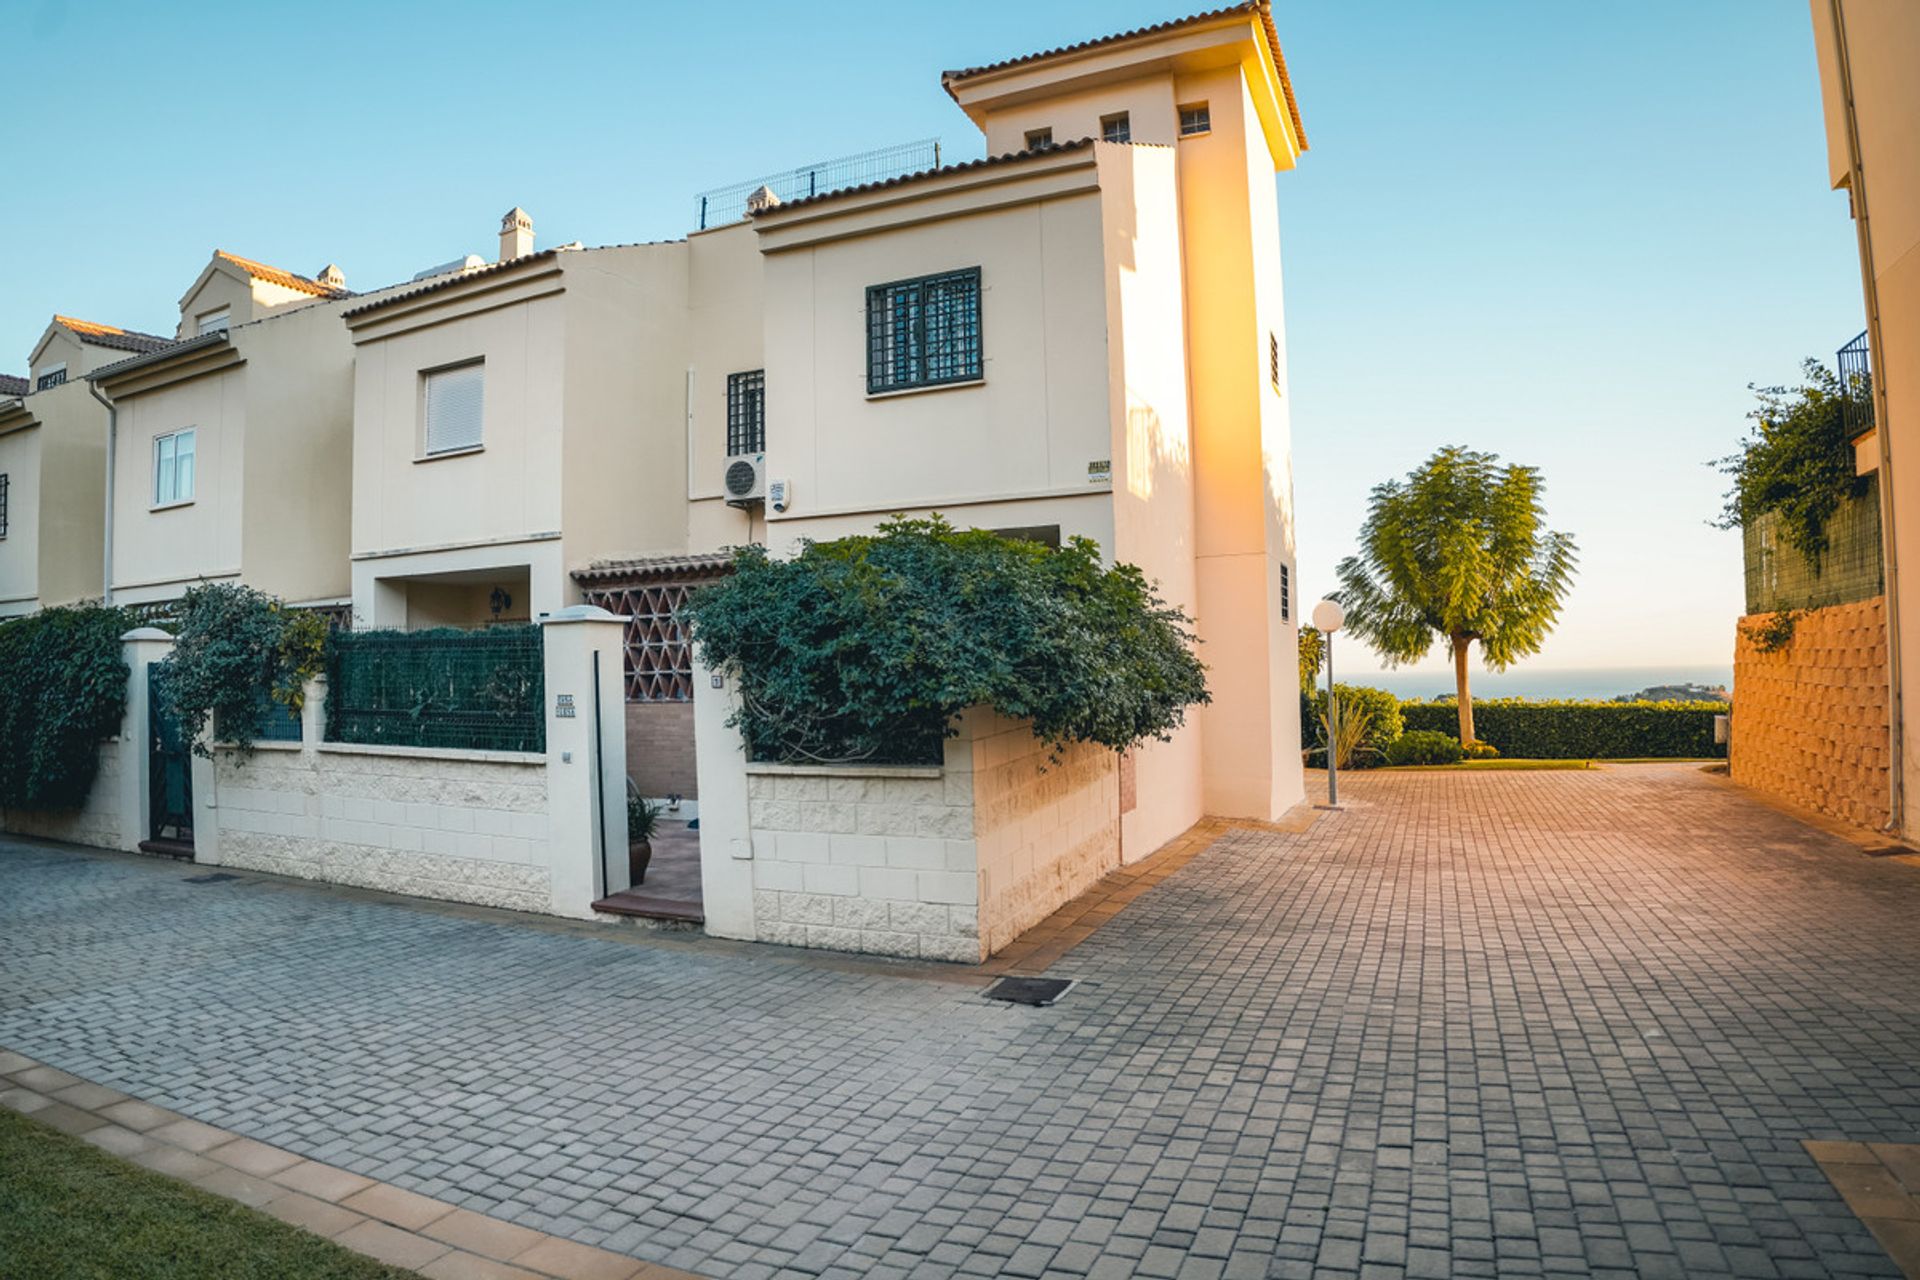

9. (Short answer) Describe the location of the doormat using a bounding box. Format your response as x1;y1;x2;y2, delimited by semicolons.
183;873;241;885
984;977;1075;1007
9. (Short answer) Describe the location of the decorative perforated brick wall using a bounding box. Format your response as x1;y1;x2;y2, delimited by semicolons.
1732;595;1890;832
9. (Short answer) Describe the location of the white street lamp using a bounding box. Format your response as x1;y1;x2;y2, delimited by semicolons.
1312;599;1346;808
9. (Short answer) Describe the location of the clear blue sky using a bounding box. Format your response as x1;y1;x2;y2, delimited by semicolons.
3;0;1861;678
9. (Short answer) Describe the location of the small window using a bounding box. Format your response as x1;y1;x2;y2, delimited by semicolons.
1280;563;1290;622
36;365;66;391
727;370;766;455
867;268;984;395
153;428;196;506
1179;103;1211;136
196;308;230;336
1101;112;1132;143
1024;127;1054;151
0;473;9;539
423;362;484;456
1270;332;1281;387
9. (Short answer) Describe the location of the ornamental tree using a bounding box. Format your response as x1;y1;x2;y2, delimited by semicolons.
684;516;1209;765
1335;447;1577;744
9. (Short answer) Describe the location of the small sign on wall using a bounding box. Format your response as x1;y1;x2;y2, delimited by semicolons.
1088;459;1112;483
555;694;576;719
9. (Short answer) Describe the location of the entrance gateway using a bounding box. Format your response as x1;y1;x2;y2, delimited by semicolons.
146;663;193;853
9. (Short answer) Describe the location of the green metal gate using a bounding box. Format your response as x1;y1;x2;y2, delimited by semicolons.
148;663;193;846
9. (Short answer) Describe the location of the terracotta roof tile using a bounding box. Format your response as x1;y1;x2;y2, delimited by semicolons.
752;137;1096;216
0;375;28;397
52;316;174;355
573;551;735;585
215;250;350;298
339;250;559;320
943;1;1305;150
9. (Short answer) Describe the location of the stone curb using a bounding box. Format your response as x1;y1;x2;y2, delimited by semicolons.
0;1049;701;1280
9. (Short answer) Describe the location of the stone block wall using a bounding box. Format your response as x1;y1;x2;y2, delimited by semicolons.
211;743;553;913
1732;595;1890;831
732;709;1120;963
1;740;122;851
971;712;1120;954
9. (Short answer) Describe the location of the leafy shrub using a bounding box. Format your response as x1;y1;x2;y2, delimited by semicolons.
685;516;1209;765
1315;704;1378;770
1399;698;1725;759
627;791;661;842
1461;740;1501;760
1313;684;1404;752
1383;730;1465;766
167;584;331;757
0;604;138;811
1741;609;1801;654
1715;360;1865;567
1298;627;1324;692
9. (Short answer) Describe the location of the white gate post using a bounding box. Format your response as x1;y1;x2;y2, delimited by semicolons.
116;627;175;853
692;653;755;941
539;605;629;917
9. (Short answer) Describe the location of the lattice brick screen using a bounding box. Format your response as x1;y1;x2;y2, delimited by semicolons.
584;583;696;702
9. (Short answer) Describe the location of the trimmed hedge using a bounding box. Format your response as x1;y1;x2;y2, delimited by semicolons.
1398;698;1726;760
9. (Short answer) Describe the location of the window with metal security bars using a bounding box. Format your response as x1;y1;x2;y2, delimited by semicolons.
0;474;8;539
36;366;65;391
1179;103;1210;136
585;582;701;702
1280;564;1290;622
727;370;765;455
423;361;484;456
1025;127;1054;150
867;268;983;395
1101;112;1131;143
325;626;545;752
153;429;195;506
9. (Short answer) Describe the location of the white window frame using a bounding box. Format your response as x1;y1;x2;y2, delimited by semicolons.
419;360;486;459
195;307;230;336
1179;102;1211;137
152;428;196;509
1101;111;1132;143
1024;127;1054;151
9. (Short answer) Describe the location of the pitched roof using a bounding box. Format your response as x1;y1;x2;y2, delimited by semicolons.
52;315;173;355
942;1;1306;149
0;375;27;397
215;250;350;298
751;137;1096;216
340;249;560;320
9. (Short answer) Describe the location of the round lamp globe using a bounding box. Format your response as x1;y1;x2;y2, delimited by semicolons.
1311;598;1345;635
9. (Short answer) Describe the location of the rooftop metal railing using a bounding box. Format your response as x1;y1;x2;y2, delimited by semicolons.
695;138;943;229
1839;329;1874;439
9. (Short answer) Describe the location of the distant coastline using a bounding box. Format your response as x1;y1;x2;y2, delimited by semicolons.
1349;665;1735;703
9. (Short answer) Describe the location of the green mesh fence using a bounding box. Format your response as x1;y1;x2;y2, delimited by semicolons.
325;626;544;753
1743;475;1884;615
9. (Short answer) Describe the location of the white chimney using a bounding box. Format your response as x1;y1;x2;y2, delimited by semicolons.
499;207;534;261
316;263;346;290
745;185;782;215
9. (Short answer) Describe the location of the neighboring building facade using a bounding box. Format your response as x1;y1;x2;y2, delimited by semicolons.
1799;0;1920;836
0;317;170;616
91;252;396;610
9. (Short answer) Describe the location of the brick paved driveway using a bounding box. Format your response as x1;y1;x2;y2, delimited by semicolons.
5;763;1920;1278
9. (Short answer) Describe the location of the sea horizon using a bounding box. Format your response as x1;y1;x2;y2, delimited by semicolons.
1340;664;1735;703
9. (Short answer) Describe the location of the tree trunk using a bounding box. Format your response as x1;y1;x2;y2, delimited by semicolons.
1453;635;1475;745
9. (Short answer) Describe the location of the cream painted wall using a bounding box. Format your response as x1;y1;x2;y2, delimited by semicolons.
30;330;83;386
175;270;254;340
1095;142;1205;858
980;75;1181;153
1814;0;1920;837
110;365;245;603
557;244;696;577
350;293;566;559
760;192;1113;527
0;427;42;613
33;380;109;607
1177;64;1304;820
687;224;768;552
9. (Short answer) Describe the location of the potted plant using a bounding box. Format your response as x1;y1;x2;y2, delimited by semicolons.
627;791;661;886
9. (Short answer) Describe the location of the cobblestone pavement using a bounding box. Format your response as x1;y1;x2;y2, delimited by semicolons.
6;764;1920;1278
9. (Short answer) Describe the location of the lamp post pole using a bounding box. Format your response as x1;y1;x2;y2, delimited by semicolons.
1311;599;1347;811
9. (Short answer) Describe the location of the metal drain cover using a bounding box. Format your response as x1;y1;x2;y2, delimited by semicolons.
985;977;1075;1007
183;872;240;884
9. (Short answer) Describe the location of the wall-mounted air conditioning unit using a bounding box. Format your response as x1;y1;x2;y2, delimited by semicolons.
723;453;766;507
